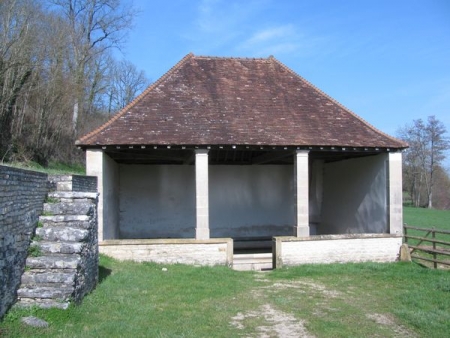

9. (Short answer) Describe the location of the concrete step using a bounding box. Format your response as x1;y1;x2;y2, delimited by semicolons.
36;226;89;242
232;253;273;271
26;255;80;269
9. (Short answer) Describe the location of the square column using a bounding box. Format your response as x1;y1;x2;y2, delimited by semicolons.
86;149;119;241
294;150;310;237
388;152;403;235
195;149;210;239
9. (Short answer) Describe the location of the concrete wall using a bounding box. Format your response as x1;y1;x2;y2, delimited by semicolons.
86;150;119;240
273;234;402;267
118;164;294;239
119;165;196;238
0;166;48;318
100;238;233;266
92;152;400;240
209;165;294;238
320;154;388;234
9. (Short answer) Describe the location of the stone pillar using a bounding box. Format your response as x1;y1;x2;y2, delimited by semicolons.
86;150;119;241
294;150;310;237
86;150;104;241
388;152;403;235
195;149;210;239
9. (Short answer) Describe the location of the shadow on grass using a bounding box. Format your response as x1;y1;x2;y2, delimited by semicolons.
98;266;112;284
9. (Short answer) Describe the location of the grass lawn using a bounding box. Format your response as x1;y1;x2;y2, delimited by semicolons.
1;208;449;337
404;206;450;230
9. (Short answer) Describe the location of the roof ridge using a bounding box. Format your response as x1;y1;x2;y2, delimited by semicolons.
270;57;408;148
194;54;271;61
76;53;196;145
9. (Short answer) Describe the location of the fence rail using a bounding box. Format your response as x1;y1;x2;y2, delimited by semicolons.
404;225;450;269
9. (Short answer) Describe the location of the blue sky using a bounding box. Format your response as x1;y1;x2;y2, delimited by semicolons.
119;0;450;158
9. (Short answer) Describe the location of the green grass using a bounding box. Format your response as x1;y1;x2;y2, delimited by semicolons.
404;206;450;230
403;206;450;268
3;161;85;175
1;207;450;337
1;255;449;337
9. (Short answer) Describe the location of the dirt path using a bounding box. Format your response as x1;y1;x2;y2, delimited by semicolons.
229;273;417;338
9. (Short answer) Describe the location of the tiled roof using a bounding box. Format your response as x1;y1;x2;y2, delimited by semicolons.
77;53;407;149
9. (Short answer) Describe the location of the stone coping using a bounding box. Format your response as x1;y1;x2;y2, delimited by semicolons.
48;192;99;199
100;238;233;246
274;233;402;242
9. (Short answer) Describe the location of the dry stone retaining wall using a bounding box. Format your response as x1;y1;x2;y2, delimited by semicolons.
0;165;98;318
0;165;48;319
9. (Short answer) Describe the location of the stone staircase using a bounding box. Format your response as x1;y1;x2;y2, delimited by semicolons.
232;253;273;271
16;178;98;309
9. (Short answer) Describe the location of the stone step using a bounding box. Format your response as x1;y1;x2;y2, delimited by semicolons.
43;202;93;216
21;270;76;285
15;298;70;310
26;255;80;269
39;215;91;229
34;241;84;254
232;253;273;271
17;285;73;300
36;226;89;242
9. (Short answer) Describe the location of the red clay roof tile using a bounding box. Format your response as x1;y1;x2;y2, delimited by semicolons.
77;53;407;149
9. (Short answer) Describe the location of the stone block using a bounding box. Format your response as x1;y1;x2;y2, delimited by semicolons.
36;227;89;242
21;271;76;285
26;256;80;269
44;202;93;216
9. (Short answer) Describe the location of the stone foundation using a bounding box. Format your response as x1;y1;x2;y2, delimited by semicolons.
100;238;233;267
273;234;402;268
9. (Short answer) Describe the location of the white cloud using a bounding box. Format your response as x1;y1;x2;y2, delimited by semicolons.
245;25;296;46
238;24;326;58
181;0;270;54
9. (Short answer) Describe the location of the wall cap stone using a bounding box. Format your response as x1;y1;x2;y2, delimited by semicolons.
48;192;99;199
100;238;233;245
273;233;402;242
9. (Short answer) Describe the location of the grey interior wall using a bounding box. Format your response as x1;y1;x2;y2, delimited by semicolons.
119;165;196;238
103;154;120;239
118;164;294;239
209;165;294;238
320;154;388;234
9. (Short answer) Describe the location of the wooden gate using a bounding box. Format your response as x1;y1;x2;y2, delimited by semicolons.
404;225;450;268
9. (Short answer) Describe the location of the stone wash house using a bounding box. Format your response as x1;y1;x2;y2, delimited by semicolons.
76;53;407;269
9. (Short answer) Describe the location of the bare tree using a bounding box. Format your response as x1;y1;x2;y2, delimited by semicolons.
47;0;136;135
106;58;149;113
0;0;145;166
398;116;450;208
0;0;39;160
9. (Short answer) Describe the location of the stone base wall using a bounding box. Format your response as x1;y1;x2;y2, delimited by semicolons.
273;234;402;268
100;239;233;267
0;166;48;319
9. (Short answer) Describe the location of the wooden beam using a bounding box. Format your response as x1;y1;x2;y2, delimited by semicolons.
251;150;293;164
